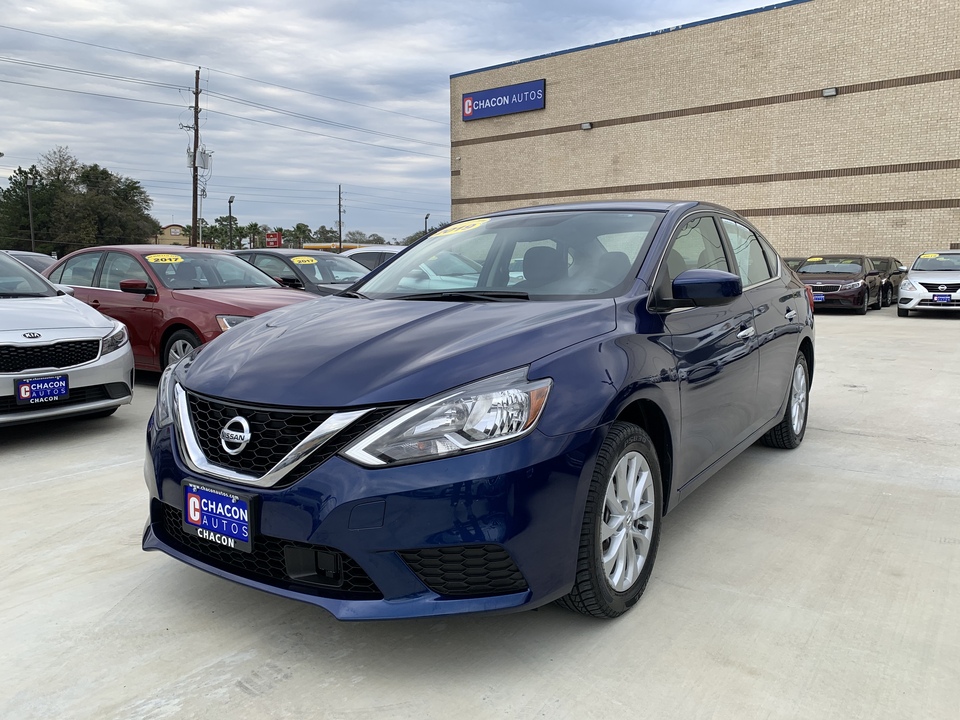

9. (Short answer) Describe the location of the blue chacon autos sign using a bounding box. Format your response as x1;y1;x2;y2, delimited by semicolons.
462;79;546;121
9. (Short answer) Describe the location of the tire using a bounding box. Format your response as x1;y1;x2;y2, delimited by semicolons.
871;285;882;310
761;352;810;449
881;286;891;307
856;290;868;315
556;422;662;618
897;307;909;318
162;329;200;369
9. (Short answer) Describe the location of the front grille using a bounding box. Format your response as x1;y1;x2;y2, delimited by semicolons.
187;393;334;476
399;545;528;597
918;299;960;307
0;383;130;414
159;502;382;598
805;284;841;293
0;340;100;373
919;282;960;293
185;391;400;484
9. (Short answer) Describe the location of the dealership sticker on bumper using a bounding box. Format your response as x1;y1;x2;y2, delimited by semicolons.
934;294;951;303
16;375;69;405
182;483;253;553
813;293;824;302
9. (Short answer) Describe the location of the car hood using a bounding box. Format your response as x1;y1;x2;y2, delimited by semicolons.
169;287;315;314
181;296;617;406
906;270;960;285
796;271;863;283
0;294;114;335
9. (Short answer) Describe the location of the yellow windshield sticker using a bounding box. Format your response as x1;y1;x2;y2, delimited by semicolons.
919;253;939;259
807;257;823;262
145;253;184;264
433;219;490;236
291;256;317;265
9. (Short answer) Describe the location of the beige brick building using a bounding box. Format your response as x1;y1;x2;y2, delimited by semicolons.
449;0;959;261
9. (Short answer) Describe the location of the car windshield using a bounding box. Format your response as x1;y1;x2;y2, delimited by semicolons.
912;253;960;271
354;210;662;300
290;254;368;284
797;257;863;274
0;253;58;298
146;252;281;289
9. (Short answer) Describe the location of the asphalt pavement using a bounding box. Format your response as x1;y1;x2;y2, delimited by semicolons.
2;306;958;719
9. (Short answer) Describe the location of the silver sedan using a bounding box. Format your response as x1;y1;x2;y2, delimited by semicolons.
0;252;135;425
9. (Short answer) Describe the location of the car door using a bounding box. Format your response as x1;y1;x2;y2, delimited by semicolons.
89;251;159;367
720;217;802;427
658;214;760;486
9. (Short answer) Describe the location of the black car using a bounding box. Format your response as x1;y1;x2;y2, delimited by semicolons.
2;250;57;274
869;256;906;307
232;249;368;295
783;256;805;271
795;255;883;314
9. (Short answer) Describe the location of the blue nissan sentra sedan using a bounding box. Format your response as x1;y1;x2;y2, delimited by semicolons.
142;201;815;620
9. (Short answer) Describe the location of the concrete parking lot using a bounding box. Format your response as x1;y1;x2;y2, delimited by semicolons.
2;306;958;720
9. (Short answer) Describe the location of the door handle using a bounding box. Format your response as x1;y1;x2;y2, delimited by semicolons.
737;326;756;340
784;309;797;321
90;300;100;308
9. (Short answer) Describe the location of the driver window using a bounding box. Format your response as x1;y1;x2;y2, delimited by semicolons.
253;255;294;280
667;216;729;282
99;252;150;290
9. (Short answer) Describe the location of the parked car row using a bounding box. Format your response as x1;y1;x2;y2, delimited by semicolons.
784;250;959;317
782;254;905;314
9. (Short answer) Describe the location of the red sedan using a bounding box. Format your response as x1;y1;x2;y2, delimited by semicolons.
44;246;315;370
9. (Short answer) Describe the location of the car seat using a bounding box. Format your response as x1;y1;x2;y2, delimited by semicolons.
519;246;566;288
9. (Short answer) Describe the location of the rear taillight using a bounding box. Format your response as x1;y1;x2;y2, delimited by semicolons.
804;285;815;313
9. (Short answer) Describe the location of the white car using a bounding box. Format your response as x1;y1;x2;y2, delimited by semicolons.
0;252;135;425
897;250;960;317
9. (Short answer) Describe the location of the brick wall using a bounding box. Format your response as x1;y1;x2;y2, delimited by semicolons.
449;0;960;262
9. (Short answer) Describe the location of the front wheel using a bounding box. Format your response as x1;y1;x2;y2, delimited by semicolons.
856;290;868;315
556;422;662;618
761;352;810;449
897;307;909;318
162;329;200;369
871;285;882;310
881;286;891;307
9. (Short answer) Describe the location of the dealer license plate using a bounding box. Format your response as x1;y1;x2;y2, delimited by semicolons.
16;374;69;406
813;293;824;302
933;294;951;303
182;483;254;553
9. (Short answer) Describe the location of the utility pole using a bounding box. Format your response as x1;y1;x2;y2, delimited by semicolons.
190;68;201;247
338;184;343;251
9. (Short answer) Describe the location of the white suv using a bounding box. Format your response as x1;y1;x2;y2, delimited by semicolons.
897;250;960;316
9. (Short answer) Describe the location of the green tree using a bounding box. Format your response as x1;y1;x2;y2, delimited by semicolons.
0;147;160;257
313;224;339;244
289;223;312;248
401;222;450;245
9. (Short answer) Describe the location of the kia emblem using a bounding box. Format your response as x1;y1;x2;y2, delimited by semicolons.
23;332;42;339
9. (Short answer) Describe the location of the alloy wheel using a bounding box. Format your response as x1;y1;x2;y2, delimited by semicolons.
790;362;808;436
601;451;656;592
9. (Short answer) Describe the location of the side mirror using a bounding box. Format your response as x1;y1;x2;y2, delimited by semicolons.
898;265;907;273
119;279;155;295
867;270;881;277
56;284;75;297
653;269;743;311
275;276;304;289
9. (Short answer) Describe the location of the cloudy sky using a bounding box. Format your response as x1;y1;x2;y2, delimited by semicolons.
1;1;768;242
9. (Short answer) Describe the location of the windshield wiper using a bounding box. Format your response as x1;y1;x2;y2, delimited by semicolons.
337;289;372;299
0;292;49;298
391;290;530;302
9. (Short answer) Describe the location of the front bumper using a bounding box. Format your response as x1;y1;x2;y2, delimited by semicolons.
0;344;134;426
142;417;603;620
898;288;960;311
806;285;867;310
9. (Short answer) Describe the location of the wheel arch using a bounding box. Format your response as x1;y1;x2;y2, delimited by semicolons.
615;398;675;515
798;336;814;382
158;322;202;366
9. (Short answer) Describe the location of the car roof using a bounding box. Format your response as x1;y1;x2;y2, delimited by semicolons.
482;199;728;217
238;248;336;256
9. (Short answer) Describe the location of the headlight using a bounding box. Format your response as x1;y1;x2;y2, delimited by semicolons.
900;279;917;292
342;368;552;466
840;280;864;290
154;363;179;428
216;315;251;331
101;322;128;355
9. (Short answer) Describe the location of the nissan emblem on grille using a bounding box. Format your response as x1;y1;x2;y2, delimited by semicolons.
939;285;948;292
220;416;252;455
23;332;42;339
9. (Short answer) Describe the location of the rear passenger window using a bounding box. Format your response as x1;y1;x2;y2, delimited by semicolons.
58;252;103;287
721;218;774;287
